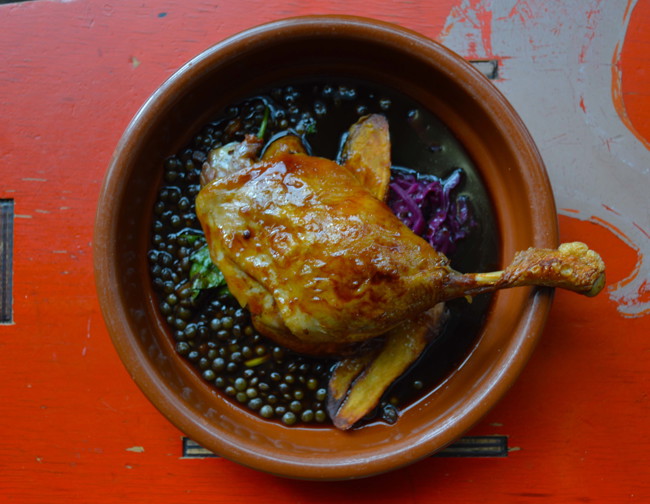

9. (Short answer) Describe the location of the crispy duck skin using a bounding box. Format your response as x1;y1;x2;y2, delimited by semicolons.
197;139;449;353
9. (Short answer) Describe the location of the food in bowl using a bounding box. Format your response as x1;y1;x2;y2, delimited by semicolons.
147;79;605;431
95;16;612;478
147;80;492;429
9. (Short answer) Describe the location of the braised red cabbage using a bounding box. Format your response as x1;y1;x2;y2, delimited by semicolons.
387;167;474;255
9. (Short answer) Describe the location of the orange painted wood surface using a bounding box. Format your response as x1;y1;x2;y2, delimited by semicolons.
1;1;649;502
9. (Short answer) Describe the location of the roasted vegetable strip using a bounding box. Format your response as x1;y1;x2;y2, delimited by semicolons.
339;114;391;201
261;134;308;159
328;304;447;430
327;346;379;415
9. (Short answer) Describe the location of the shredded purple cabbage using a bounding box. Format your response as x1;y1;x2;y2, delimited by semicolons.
387;167;475;255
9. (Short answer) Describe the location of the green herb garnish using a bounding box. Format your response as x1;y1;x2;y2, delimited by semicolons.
304;121;317;135
257;106;270;139
189;244;229;299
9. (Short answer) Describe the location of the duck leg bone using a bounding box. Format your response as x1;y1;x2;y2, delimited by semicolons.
442;241;606;300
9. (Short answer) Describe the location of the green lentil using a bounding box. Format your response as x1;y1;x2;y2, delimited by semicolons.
260;405;274;418
282;412;297;426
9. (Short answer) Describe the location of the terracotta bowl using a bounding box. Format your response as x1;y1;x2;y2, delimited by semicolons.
94;16;557;480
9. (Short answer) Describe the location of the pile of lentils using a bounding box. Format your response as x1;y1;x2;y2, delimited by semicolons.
148;81;418;427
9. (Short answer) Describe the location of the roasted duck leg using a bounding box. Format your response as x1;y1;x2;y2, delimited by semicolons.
196;137;605;354
195;115;605;429
324;241;605;429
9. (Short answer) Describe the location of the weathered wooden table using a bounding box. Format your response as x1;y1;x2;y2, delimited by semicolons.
2;0;649;501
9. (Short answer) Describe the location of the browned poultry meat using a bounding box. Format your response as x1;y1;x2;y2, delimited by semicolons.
196;134;605;356
196;133;444;354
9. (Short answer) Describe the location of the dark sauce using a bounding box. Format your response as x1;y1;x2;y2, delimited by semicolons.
147;78;499;427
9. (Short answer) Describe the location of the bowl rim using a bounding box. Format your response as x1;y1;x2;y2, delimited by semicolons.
94;14;558;480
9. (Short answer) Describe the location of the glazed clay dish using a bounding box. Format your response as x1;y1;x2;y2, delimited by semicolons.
95;16;560;479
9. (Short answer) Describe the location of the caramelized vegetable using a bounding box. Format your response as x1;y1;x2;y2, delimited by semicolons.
339;114;391;201
328;304;447;429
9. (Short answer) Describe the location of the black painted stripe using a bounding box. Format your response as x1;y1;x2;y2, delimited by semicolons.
1;199;14;324
182;435;508;459
469;59;500;80
432;435;509;458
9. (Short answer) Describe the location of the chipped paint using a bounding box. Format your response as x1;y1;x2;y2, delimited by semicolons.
440;0;649;317
440;0;496;60
579;96;587;113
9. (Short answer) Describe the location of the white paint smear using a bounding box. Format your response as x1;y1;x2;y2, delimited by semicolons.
440;0;649;317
